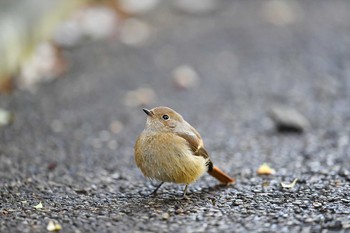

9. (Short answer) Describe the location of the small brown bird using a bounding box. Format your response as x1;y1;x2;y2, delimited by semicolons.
135;106;235;198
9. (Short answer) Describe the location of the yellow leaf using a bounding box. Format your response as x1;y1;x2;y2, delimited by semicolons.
33;202;43;209
257;163;276;175
281;178;298;188
47;220;62;231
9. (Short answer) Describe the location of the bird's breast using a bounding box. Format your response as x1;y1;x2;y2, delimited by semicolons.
135;132;207;184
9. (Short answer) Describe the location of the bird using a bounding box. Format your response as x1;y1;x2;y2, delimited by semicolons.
134;106;235;198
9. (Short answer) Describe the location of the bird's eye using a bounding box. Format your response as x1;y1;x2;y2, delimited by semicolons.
162;114;169;120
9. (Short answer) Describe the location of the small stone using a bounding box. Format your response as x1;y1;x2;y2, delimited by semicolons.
161;213;170;220
304;218;314;223
232;199;243;206
312;202;322;208
111;172;121;179
325;221;342;230
175;208;184;214
111;214;123;222
268;105;310;132
75;189;88;195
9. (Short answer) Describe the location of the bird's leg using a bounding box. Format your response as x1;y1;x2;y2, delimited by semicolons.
182;184;189;199
144;182;164;197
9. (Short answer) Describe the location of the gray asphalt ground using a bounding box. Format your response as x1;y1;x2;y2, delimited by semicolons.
1;1;350;232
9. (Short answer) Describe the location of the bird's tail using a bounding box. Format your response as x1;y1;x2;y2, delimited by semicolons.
208;166;235;184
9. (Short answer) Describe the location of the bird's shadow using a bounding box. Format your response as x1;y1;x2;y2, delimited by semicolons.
122;183;233;204
112;183;235;215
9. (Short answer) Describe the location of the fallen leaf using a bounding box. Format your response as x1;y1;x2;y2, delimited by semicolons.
33;201;43;209
257;163;276;175
281;178;298;188
47;220;62;231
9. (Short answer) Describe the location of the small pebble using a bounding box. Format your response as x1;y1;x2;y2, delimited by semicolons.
161;213;170;220
268;105;310;132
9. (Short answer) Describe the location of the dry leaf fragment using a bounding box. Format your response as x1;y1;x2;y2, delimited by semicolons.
33;201;43;209
281;178;298;188
257;163;276;175
47;220;62;231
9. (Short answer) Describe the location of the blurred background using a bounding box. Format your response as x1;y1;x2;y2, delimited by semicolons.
0;0;324;93
1;0;350;181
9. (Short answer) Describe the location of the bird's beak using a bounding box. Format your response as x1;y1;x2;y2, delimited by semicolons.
143;108;152;116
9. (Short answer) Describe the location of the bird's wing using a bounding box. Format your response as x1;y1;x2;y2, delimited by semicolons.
175;130;209;159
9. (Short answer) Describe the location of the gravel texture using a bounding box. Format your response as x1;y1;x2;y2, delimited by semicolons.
1;1;350;232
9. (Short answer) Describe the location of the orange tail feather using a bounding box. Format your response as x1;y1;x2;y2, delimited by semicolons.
208;166;235;184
